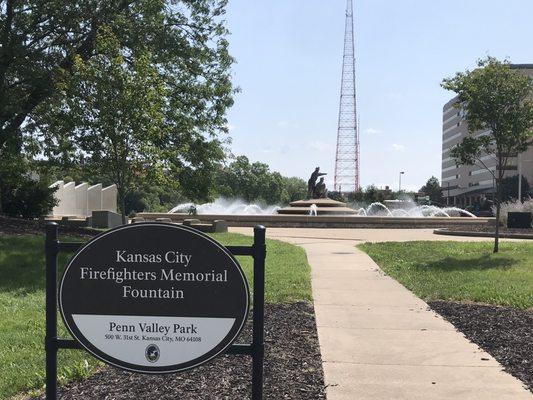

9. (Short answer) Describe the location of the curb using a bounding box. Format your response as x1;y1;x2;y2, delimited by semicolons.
433;228;533;240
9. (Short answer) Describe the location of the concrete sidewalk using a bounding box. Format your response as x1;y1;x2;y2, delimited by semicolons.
231;228;531;399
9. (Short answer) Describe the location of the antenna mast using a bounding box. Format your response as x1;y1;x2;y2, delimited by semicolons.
334;0;360;192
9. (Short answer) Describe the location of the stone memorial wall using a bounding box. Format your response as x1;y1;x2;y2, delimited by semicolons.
50;180;117;218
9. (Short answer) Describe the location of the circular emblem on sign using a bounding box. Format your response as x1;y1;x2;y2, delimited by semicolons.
145;344;160;363
59;223;250;374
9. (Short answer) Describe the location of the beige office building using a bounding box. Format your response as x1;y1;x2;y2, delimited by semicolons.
441;64;533;206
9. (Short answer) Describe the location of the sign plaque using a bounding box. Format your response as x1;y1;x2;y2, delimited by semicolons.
59;223;250;373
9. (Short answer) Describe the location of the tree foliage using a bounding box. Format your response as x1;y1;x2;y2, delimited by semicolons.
500;175;530;202
1;176;57;218
1;0;234;219
215;156;283;204
214;156;307;205
37;29;169;221
442;57;533;252
0;152;58;217
4;1;235;220
282;176;307;203
420;176;443;204
1;0;233;151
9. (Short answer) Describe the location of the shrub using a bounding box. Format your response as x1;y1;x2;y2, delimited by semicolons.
328;191;347;203
2;177;58;219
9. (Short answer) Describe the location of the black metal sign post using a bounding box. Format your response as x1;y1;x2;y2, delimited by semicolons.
45;222;266;400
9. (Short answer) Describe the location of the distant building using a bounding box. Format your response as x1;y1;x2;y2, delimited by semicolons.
441;64;533;206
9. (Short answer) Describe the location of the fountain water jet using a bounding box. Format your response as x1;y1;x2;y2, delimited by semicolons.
168;198;478;219
366;202;393;216
169;198;280;215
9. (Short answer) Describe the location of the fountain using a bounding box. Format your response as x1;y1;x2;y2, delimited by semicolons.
139;166;490;229
165;198;479;219
137;197;492;229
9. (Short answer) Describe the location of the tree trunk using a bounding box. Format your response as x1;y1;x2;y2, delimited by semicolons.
117;186;127;226
493;158;503;254
494;195;500;253
120;194;127;225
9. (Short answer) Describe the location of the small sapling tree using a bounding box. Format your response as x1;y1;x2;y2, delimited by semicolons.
442;57;533;252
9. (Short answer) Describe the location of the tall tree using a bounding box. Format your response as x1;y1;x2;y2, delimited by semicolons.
282;176;307;203
420;176;443;204
36;24;228;222
215;156;287;204
442;57;533;252
1;0;234;195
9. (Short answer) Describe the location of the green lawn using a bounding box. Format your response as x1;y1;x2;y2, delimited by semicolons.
359;241;533;310
0;232;311;399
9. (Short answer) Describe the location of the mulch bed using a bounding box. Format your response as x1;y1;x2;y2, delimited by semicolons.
34;302;326;400
0;215;98;238
429;300;533;392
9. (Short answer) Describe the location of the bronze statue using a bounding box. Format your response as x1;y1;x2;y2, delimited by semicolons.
314;177;328;199
307;167;327;199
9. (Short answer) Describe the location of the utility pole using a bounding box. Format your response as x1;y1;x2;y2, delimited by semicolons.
334;0;360;193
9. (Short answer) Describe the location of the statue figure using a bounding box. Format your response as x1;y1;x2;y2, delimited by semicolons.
313;177;328;199
307;167;327;199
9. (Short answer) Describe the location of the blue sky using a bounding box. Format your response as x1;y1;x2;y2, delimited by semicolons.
224;0;533;191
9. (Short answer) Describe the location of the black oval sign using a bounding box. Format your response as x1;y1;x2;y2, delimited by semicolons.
59;223;249;373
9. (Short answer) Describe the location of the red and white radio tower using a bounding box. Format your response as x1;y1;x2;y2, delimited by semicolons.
334;0;360;193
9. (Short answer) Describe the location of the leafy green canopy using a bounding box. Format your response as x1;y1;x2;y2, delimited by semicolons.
420;176;443;204
2;1;236;216
1;0;234;154
215;155;307;205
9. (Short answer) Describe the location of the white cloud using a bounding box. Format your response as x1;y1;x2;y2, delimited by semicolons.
307;140;334;152
364;128;381;135
277;120;299;129
392;143;406;152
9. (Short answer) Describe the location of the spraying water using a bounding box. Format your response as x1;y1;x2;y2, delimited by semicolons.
168;198;477;218
168;198;280;215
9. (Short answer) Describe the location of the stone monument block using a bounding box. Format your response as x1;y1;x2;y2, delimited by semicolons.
75;183;89;217
212;220;228;233
50;181;65;216
91;210;123;229
87;184;102;213
102;184;117;212
62;182;76;216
